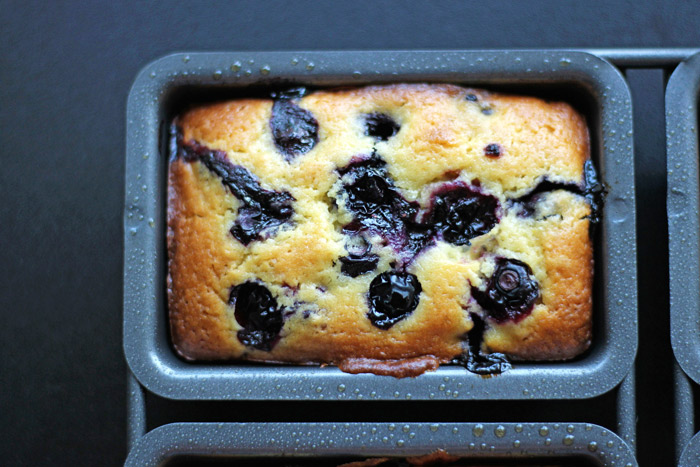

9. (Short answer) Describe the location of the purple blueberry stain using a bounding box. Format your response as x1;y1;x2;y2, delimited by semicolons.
367;271;422;330
453;313;512;375
471;257;539;323
230;282;284;351
510;162;605;224
364;113;400;141
582;159;605;224
176;130;294;245
270;88;318;161
335;155;501;267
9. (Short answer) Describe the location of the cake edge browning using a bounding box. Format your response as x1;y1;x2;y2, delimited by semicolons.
167;157;243;361
483;198;594;361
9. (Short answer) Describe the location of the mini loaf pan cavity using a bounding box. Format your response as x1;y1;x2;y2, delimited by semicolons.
674;364;695;466
680;431;700;467
124;422;638;467
667;51;700;386
124;50;637;400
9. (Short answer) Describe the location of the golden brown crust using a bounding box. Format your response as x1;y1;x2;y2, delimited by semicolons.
167;83;594;371
167;159;243;359
481;191;593;360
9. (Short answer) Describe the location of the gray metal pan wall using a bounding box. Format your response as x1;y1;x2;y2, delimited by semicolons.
124;422;638;467
668;51;700;386
668;51;700;467
675;365;695;466
126;367;638;464
124;50;637;401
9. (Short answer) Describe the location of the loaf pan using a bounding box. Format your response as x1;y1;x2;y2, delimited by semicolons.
668;51;700;386
124;50;637;400
680;432;700;467
674;364;696;466
124;422;637;467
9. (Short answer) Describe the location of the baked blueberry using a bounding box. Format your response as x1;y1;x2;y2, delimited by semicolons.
340;155;419;238
484;143;502;157
340;254;380;277
367;271;422;329
365;113;400;141
231;282;284;351
178;137;295;245
270;95;319;161
471;258;539;322
340;235;380;277
428;182;500;245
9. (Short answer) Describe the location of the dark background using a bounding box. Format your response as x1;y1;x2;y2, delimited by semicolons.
1;1;699;465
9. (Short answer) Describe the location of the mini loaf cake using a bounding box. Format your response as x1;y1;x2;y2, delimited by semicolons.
167;83;599;377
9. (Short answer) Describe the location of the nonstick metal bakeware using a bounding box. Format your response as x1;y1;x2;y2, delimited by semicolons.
124;50;637;400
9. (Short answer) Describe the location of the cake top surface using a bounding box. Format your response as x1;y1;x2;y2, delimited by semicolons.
167;83;596;375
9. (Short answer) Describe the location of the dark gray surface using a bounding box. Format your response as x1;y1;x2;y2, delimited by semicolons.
3;1;700;465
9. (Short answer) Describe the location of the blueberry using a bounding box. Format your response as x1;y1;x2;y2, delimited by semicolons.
270;97;318;161
471;258;539;323
340;254;379;277
367;271;422;329
340;154;419;239
465;93;478;102
365;113;400;141
177;133;295;245
230;282;284;351
335;158;500;267
428;183;500;245
484;143;502;157
340;235;379;277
